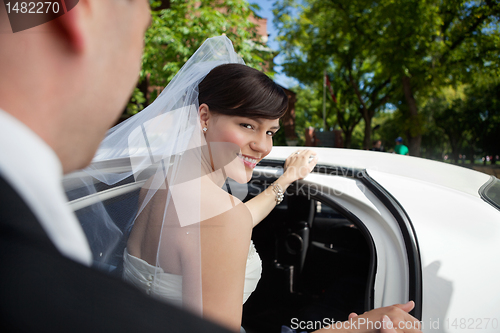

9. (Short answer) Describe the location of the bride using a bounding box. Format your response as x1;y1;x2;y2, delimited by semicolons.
79;36;421;333
123;64;317;330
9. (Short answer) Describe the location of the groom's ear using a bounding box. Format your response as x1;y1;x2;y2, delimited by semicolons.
49;1;87;53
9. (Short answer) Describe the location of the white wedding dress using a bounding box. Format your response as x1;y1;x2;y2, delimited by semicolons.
122;241;262;306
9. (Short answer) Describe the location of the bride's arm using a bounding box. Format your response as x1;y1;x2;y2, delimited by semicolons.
245;149;318;227
194;196;253;332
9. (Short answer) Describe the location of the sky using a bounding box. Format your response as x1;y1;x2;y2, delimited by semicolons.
249;0;300;88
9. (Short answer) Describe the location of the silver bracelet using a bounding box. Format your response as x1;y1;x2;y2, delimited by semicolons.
272;182;284;205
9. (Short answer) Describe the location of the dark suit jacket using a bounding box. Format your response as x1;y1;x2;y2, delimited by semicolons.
0;176;230;333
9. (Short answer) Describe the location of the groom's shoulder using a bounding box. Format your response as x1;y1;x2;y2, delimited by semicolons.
0;175;57;251
0;174;231;333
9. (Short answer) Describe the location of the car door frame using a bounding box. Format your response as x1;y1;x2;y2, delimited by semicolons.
254;160;423;320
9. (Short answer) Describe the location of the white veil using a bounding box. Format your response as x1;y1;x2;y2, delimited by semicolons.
64;36;250;316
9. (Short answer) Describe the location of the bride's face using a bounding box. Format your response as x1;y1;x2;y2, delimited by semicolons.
202;109;280;183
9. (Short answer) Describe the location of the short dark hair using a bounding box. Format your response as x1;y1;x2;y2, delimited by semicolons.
198;63;288;119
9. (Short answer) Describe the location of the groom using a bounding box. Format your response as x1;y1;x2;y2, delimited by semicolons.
0;1;230;331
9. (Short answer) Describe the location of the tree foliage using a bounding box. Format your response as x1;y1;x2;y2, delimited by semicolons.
389;74;500;163
274;0;500;155
126;0;274;116
291;84;334;145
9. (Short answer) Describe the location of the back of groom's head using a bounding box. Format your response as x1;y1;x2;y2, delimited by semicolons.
0;0;151;173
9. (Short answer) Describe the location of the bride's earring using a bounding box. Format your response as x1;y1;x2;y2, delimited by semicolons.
203;127;208;132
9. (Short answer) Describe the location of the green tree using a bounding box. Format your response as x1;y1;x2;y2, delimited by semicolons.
274;0;500;155
292;85;327;138
418;76;500;164
274;0;396;149
462;76;500;164
373;0;500;156
290;80;363;148
428;87;471;163
326;75;364;148
126;0;275;116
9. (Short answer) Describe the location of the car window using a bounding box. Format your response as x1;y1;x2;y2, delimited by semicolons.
480;177;500;211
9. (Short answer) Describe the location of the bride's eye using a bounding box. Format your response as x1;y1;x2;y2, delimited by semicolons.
241;123;253;130
267;130;277;137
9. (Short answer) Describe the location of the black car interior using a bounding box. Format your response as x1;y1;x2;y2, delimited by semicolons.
242;180;373;333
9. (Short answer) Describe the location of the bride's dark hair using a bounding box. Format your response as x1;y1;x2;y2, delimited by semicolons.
198;63;288;119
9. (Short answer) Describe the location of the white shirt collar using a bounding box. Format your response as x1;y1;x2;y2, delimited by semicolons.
0;109;92;266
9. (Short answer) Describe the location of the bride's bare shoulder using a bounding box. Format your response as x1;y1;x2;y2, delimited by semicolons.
199;178;251;228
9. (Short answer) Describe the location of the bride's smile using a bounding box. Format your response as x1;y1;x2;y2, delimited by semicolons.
237;153;259;169
200;109;280;183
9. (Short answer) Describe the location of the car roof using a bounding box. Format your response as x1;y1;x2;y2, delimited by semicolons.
264;147;492;198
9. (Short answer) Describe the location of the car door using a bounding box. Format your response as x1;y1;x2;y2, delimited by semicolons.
242;161;422;332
